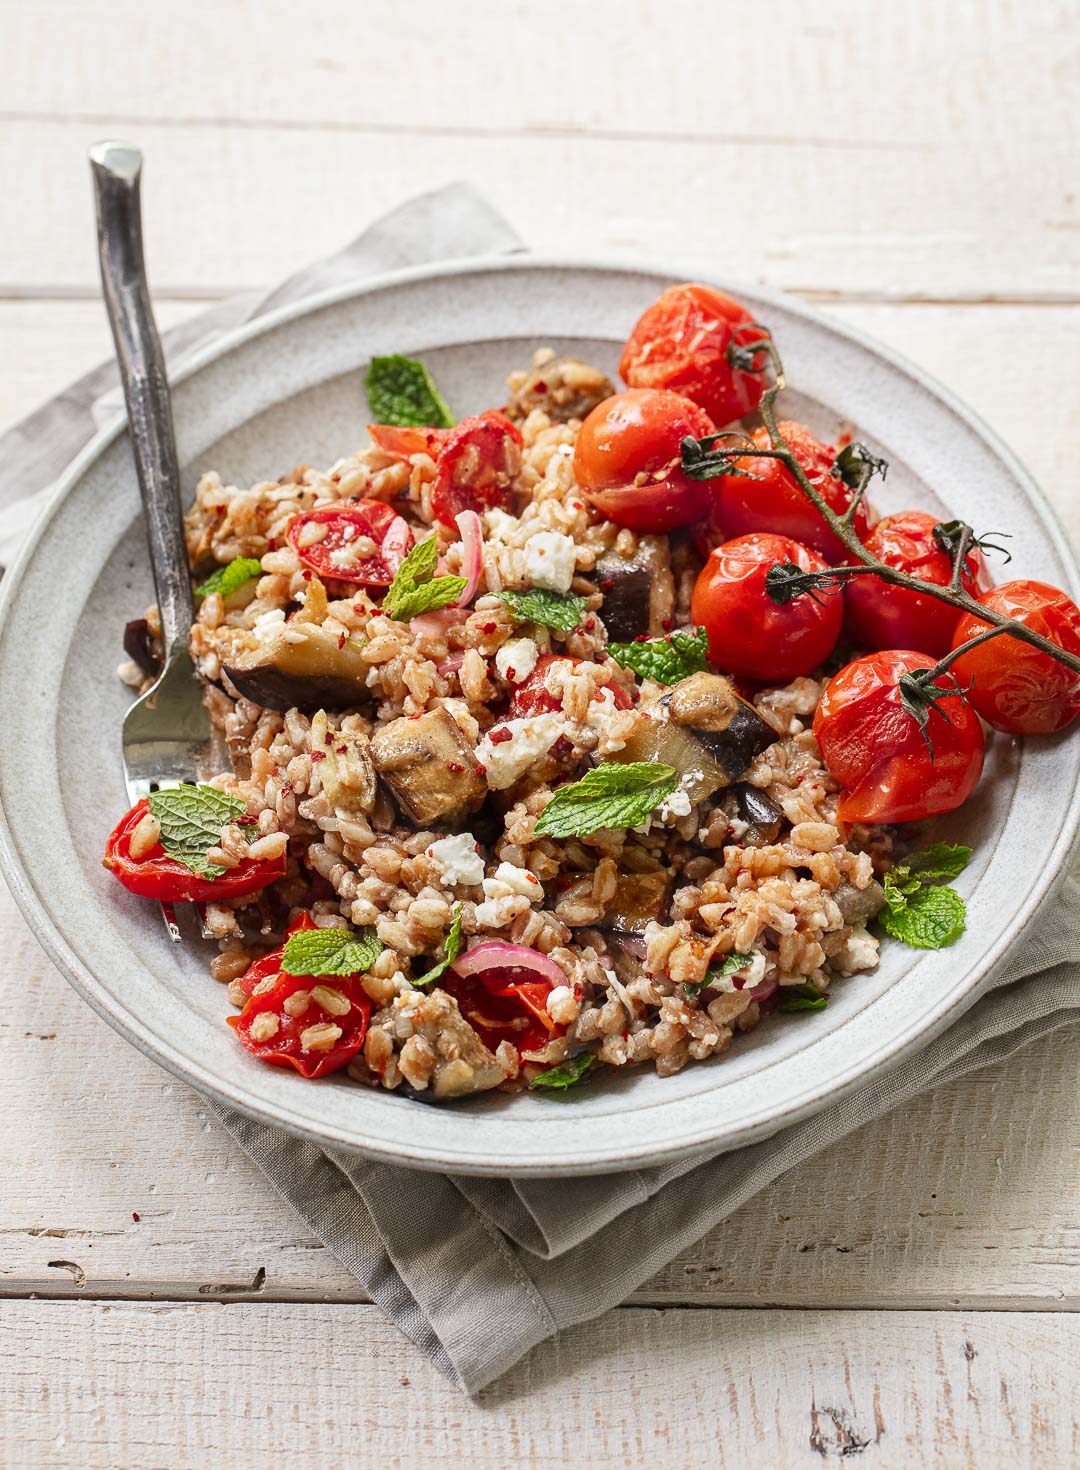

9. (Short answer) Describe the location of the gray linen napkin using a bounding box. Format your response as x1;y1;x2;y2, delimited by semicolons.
4;184;1080;1395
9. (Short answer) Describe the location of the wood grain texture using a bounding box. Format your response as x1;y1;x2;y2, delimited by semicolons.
1;1301;1078;1469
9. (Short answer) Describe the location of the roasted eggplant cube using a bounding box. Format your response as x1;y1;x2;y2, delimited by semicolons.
222;624;369;712
600;870;672;934
666;673;774;784
504;355;615;424
729;782;784;843
596;535;675;642
834;878;886;927
371;707;485;826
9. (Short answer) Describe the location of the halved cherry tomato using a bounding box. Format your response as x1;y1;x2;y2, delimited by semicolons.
440;965;565;1057
691;533;842;682
229;967;372;1080
619;283;771;427
103;799;285;904
949;580;1080;735
286;501;412;587
234;912;319;1002
844;511;987;657
716;422;873;564
814;649;985;823
430;410;523;528
367;424;449;460
510;653;634;717
573;388;715;531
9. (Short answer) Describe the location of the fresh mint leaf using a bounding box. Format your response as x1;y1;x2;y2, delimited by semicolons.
903;843;972;883
529;1053;599;1091
607;626;711;685
880;884;966;950
411;904;464;988
382;535;467;622
365;354;454;429
780;981;828;1013
147;783;248;879
495;588;587;635
683;951;756;1000
195;556;263;601
534;762;678;839
280;924;384;977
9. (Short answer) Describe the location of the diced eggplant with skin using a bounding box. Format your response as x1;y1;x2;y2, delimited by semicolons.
504;355;615;424
834;878;887;927
123;618;161;678
613;716;732;805
222;623;370;712
596;536;675;642
666;673;775;783
310;709;378;815
370;707;485;826
728;782;784;843
368;989;506;1100
599;870;671;934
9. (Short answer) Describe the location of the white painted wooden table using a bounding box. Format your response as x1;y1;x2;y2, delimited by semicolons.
2;2;1079;1463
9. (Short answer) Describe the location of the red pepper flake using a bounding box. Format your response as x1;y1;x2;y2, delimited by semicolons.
489;726;513;745
661;617;673;631
506;667;516;682
311;750;326;762
132;1211;140;1222
551;734;573;759
302;568;313;580
733;975;746;990
353;604;366;615
335;745;348;755
268;538;279;551
337;633;347;649
584;618;596;631
533;380;548;393
280;783;293;797
600;578;614;591
634;633;649;643
235;814;258;826
481;622;497;635
324;730;334;745
446;760;465;772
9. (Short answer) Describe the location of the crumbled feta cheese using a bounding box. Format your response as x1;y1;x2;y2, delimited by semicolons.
657;787;693;823
545;984;578;1025
426;832;484;887
476;713;564;789
483;508;519;542
253;608;286;643
495;637;539;685
835;925;880;975
328;544;356;567
710;951;768;994
524;530;577;592
482;861;544;902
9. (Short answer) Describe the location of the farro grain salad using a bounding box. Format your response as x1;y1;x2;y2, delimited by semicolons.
104;283;1080;1100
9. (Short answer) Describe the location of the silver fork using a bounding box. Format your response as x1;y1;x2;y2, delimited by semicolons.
91;141;212;941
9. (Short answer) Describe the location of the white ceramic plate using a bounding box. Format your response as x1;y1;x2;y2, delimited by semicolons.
1;258;1077;1176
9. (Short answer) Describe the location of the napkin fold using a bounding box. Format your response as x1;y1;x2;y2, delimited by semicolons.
4;183;1080;1396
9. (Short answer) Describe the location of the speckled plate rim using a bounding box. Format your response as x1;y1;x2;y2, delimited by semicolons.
1;254;1078;1177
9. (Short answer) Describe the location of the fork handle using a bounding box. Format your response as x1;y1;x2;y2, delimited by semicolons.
90;141;193;661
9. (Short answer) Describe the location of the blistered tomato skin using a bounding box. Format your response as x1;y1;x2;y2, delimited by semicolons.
813;650;985;824
844;511;988;657
510;654;633;717
103;799;286;904
717;422;872;564
690;533;843;683
573;388;715;531
429;410;523;528
286;501;412;587
619;283;770;426
949;580;1080;735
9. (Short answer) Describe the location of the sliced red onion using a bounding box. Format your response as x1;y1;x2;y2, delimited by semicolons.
436;653;466;676
381;515;413;573
410;607;468;639
609;932;648;959
454;509;483;607
452;940;567;990
750;978;779;1004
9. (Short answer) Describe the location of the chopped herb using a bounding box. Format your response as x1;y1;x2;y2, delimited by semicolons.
365;354;454;429
529;1053;599;1091
495;587;588;635
411;904;464;987
147;783;249;879
381;535;467;622
533;762;678;839
607;626;711;685
780;981;828;1013
280;924;384;977
683;951;756;1000
195;556;263;601
878;843;972;949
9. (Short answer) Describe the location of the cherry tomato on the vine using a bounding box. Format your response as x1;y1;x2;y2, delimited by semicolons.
813;649;985;824
949;580;1080;735
510;654;634;717
430;410;523;528
103;799;285;904
286;501;412;587
573;388;715;531
716;422;872;564
844;511;988;657
691;533;843;683
619;283;771;426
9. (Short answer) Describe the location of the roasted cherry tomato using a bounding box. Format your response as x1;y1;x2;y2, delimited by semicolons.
814;650;985;823
716;422;872;564
619;283;770;426
286;501;412;587
367;424;449;460
430;410;523;528
510;654;634;717
103;799;285;904
949;580;1080;735
844;511;987;657
229;966;372;1080
234;912;319;1002
691;533;842;682
441;964;566;1057
573;388;715;531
